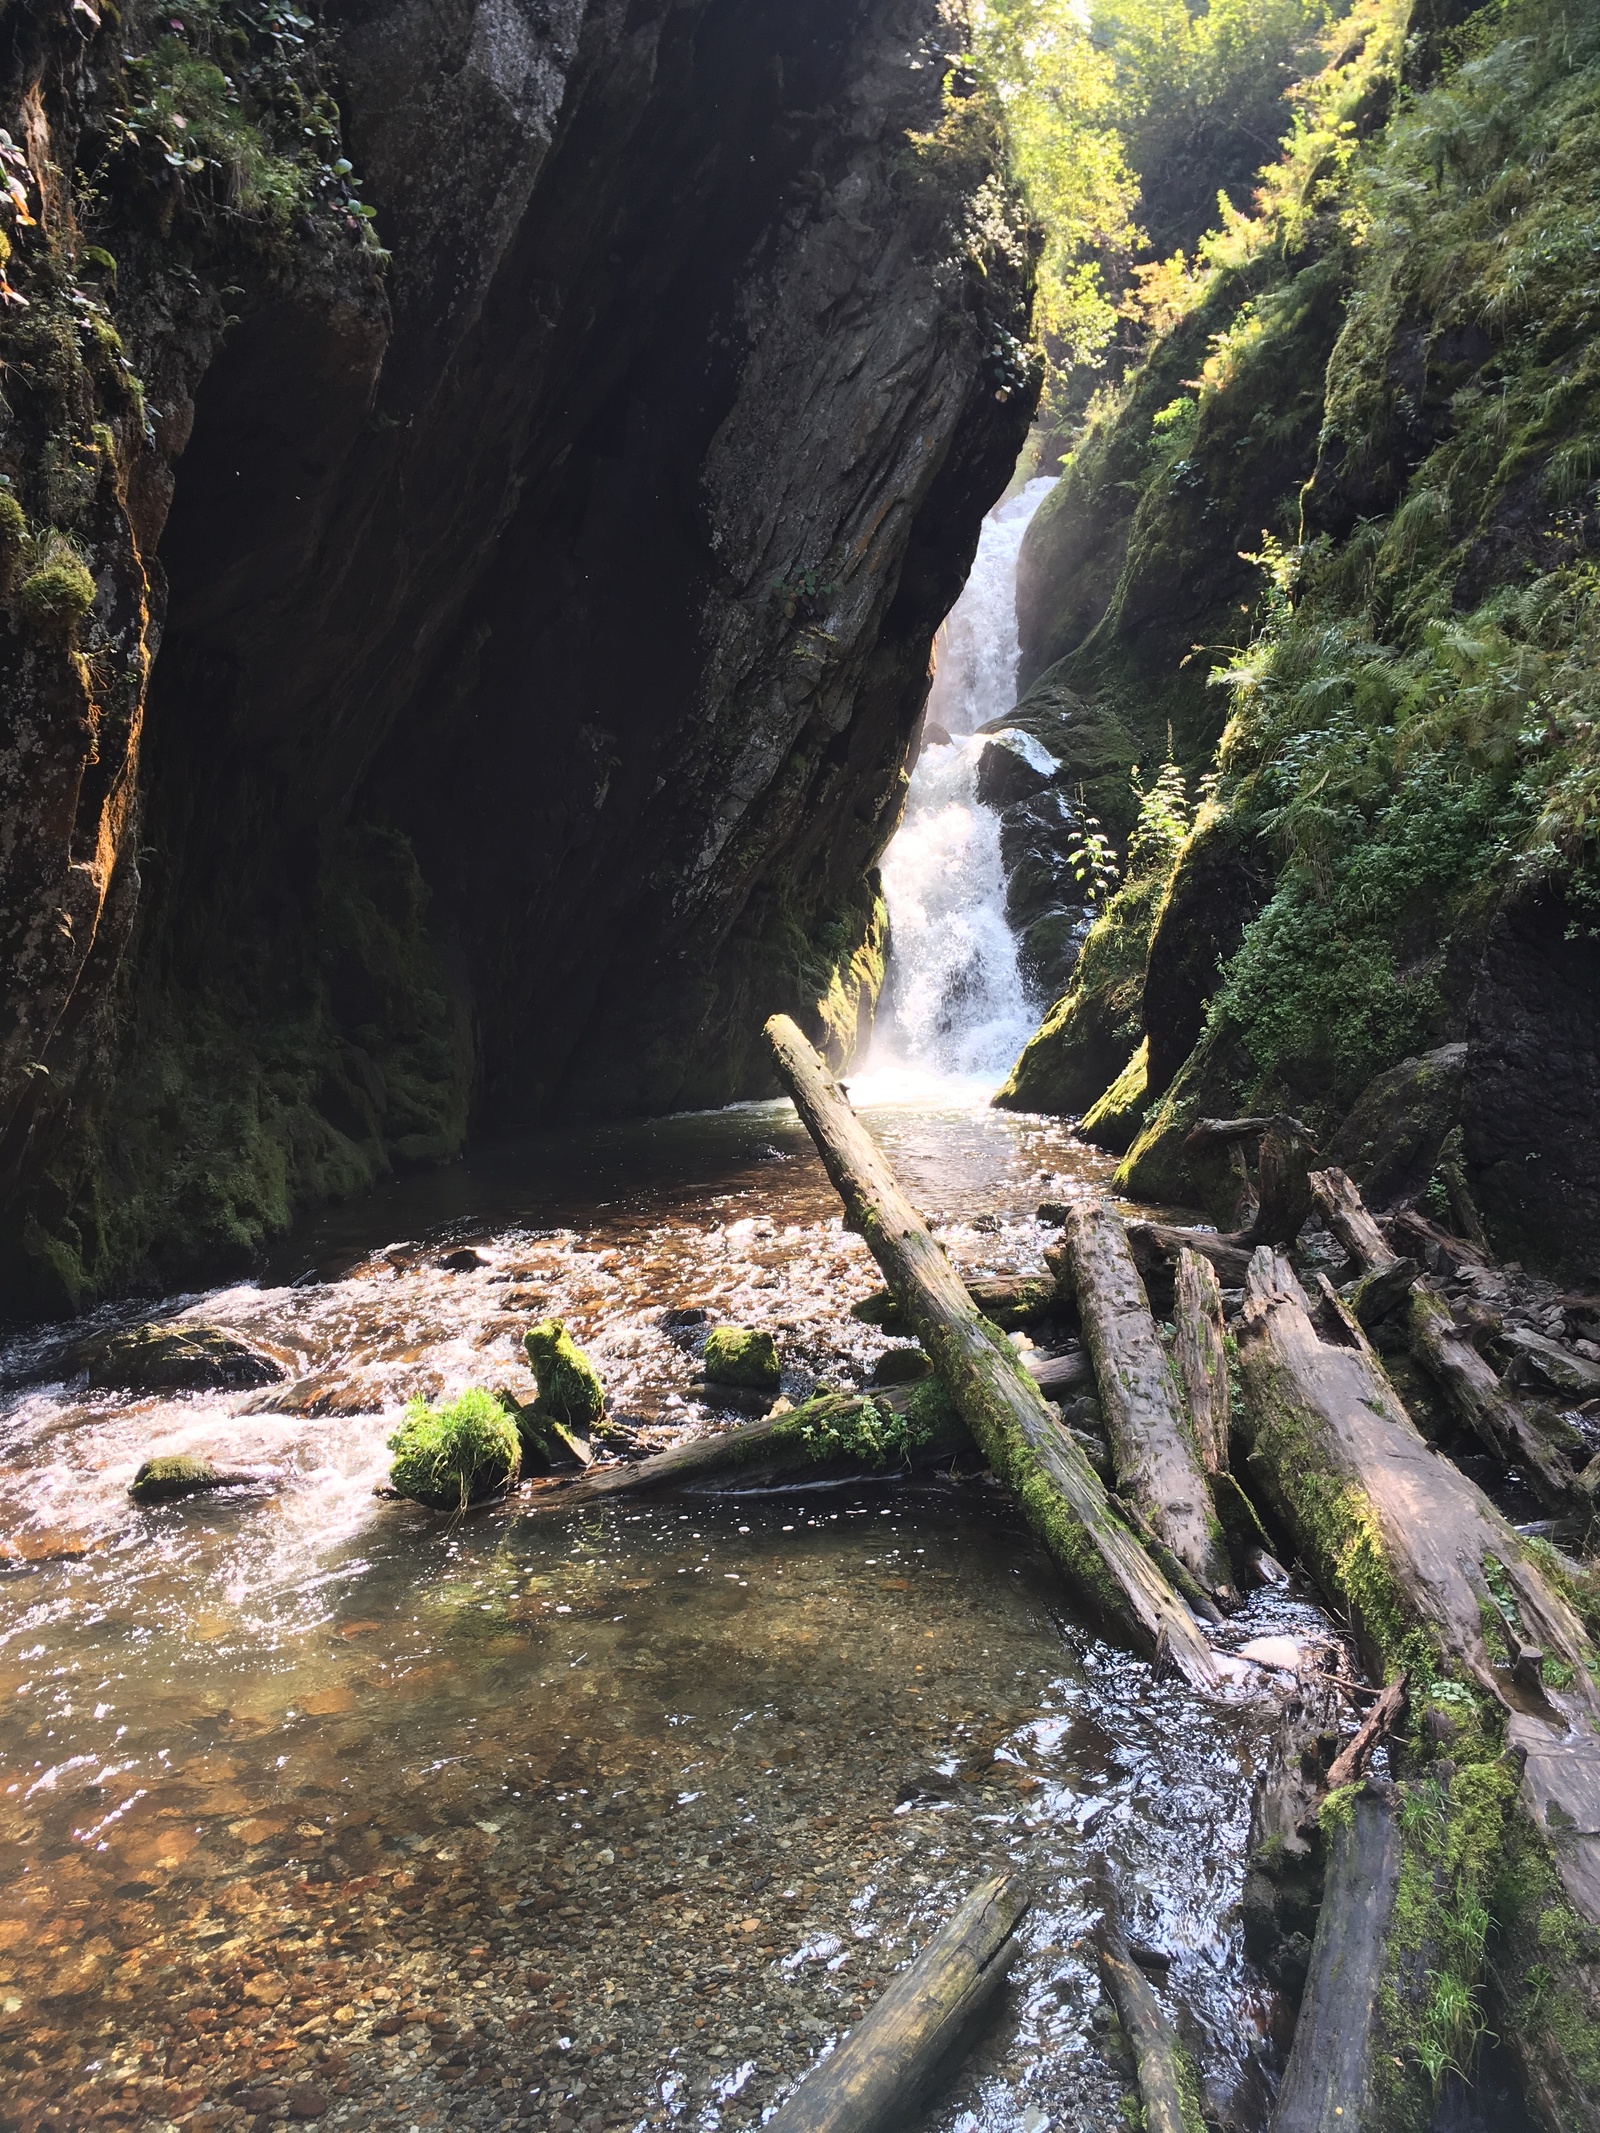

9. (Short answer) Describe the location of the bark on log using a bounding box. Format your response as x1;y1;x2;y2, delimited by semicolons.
1268;1784;1402;2133
1322;1675;1406;1793
853;1273;1058;1332
1022;1347;1094;1398
765;1873;1027;2133
1236;1245;1600;2129
1053;1203;1238;1611
1128;1219;1252;1290
1173;1248;1229;1475
766;1015;1221;1692
1186;1116;1318;1246
1095;1882;1200;2133
1310;1167;1583;1509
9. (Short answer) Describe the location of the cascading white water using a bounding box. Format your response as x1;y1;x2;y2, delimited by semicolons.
862;474;1058;1096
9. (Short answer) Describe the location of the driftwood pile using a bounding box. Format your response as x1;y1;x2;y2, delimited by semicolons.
533;1021;1600;2133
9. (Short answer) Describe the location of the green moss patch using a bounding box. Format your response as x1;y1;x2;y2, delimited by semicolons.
701;1326;781;1392
522;1319;607;1430
130;1454;224;1502
387;1389;521;1512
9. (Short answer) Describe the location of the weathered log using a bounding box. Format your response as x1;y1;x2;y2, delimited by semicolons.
1268;1783;1402;2133
853;1272;1058;1332
1236;1245;1600;2130
528;1389;971;1509
766;1015;1221;1691
1322;1674;1406;1792
1022;1346;1093;1398
1310;1166;1583;1509
1127;1219;1252;1291
1095;1880;1200;2133
1173;1248;1229;1475
1186;1115;1318;1247
1053;1203;1238;1612
765;1873;1027;2133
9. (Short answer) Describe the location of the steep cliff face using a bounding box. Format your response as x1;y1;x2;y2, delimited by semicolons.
0;0;1034;1312
998;0;1600;1281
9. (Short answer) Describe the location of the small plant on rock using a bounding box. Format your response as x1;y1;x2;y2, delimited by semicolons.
522;1318;606;1431
387;1388;521;1512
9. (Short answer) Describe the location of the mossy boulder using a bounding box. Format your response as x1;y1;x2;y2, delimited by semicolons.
1079;1038;1149;1155
994;870;1164;1115
1325;1043;1467;1210
1141;804;1274;1102
522;1318;606;1432
867;1346;934;1387
387;1388;521;1511
84;1324;284;1393
980;668;1141;840
702;1325;781;1391
130;1454;227;1502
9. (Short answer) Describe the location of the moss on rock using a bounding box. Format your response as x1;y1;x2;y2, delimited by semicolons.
130;1453;224;1502
702;1325;781;1392
522;1318;607;1431
1079;1038;1148;1154
996;869;1165;1115
387;1388;521;1511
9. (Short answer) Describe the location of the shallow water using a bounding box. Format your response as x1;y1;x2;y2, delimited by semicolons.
0;1097;1336;2133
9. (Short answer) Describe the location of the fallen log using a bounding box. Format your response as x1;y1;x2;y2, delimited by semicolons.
1236;1245;1600;2130
1022;1346;1094;1398
1186;1115;1318;1247
1127;1220;1252;1291
1310;1166;1583;1510
765;1873;1027;2133
1268;1781;1402;2133
766;1015;1220;1692
1322;1673;1406;1792
1095;1878;1201;2133
527;1388;971;1509
1053;1203;1239;1612
1173;1248;1229;1476
853;1272;1058;1332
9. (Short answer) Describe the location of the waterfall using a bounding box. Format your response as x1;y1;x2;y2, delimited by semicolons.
862;474;1058;1096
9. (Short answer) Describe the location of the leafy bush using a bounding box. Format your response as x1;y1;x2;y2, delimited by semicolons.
388;1389;521;1512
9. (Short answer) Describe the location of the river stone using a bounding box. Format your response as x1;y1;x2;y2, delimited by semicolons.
702;1326;781;1391
130;1455;231;1503
84;1324;284;1393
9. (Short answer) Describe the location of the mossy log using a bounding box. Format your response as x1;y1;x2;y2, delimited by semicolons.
531;1388;972;1509
1268;1783;1403;2133
1236;1246;1600;2130
1053;1202;1239;1612
766;1014;1221;1692
1309;1166;1583;1510
765;1872;1027;2133
1095;1879;1202;2133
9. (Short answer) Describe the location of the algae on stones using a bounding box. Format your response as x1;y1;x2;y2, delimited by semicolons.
387;1389;521;1512
130;1453;225;1502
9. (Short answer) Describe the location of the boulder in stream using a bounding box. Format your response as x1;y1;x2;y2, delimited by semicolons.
523;1318;606;1432
131;1455;239;1503
701;1326;782;1392
85;1324;284;1394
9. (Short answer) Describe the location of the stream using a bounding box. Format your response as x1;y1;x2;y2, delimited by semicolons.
0;1101;1333;2133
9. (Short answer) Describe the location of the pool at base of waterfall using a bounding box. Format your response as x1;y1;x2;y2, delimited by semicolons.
0;1095;1324;2133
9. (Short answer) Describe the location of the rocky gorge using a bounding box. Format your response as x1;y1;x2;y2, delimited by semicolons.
0;0;1034;1316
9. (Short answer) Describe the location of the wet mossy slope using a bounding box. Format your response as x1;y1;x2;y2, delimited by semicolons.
1003;0;1600;1280
0;0;1035;1313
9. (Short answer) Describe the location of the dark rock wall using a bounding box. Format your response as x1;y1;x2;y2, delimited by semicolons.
0;0;1035;1312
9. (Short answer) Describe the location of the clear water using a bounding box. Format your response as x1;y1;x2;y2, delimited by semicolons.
871;479;1057;1094
0;1099;1324;2133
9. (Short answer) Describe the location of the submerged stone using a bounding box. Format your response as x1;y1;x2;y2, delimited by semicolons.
701;1326;781;1391
131;1454;227;1502
84;1324;283;1393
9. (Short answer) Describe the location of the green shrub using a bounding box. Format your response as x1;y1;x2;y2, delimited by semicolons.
387;1388;521;1511
15;554;95;635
